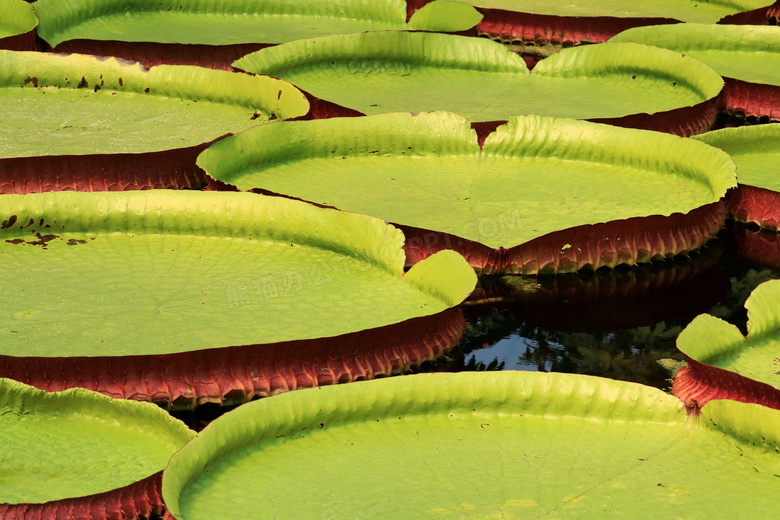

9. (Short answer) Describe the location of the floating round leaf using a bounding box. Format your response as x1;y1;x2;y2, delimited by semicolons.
612;24;780;122
34;0;481;68
198;112;736;274
0;50;309;193
234;32;722;134
0;378;194;515
0;190;475;406
674;279;780;410
692;125;780;230
0;0;38;51
162;371;780;519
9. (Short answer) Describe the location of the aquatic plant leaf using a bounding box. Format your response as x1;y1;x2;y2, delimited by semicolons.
0;50;308;158
612;24;780;87
0;378;193;505
0;0;38;40
198;112;735;271
0;190;475;358
675;279;780;407
693;125;780;229
162;372;780;519
233;32;722;123
460;0;774;23
35;0;480;47
35;0;405;46
406;0;484;32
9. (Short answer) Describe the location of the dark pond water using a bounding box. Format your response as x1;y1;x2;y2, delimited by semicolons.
171;221;780;435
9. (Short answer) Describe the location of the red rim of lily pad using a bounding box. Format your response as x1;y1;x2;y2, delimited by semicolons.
466;241;728;332
402;201;726;275
718;77;780;123
0;307;465;409
721;223;780;271
0;30;38;52
47;40;271;71
0;473;164;520
725;184;780;230
0;144;210;194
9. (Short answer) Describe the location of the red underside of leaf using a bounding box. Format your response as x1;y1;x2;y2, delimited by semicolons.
769;1;780;22
402;200;725;275
474;10;675;48
466;243;727;332
718;77;780;122
721;222;780;271
591;98;719;137
725;184;780;230
0;307;465;409
0;30;37;51
0;145;211;194
717;5;773;24
673;358;780;413
0;472;164;520
49;40;271;71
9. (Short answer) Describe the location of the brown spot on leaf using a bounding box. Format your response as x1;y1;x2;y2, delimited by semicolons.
24;218;34;228
1;215;18;229
66;239;87;246
27;233;60;248
144;87;150;93
5;239;25;245
118;77;123;87
77;76;89;89
93;85;101;92
24;76;38;87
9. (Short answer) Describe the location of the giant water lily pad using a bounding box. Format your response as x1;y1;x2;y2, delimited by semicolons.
199;112;736;274
459;0;774;23
0;50;308;193
692;125;780;230
674;279;780;410
233;31;723;131
0;190;475;405
0;378;194;512
612;24;780;121
0;0;38;50
162;371;780;519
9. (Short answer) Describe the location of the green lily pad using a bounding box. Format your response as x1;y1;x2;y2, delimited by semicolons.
198;112;735;272
677;279;780;395
234;32;722;123
0;50;308;158
460;0;774;23
612;23;780;87
34;0;481;47
162;371;780;519
0;0;37;40
0;190;475;358
0;377;194;504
